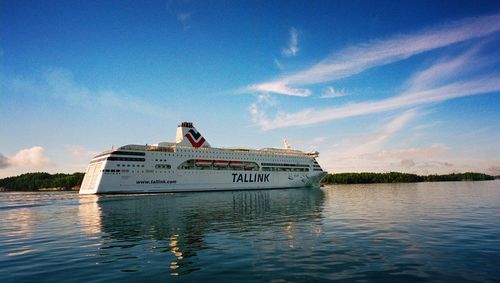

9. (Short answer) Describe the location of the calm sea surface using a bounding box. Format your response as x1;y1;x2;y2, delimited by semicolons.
1;181;499;282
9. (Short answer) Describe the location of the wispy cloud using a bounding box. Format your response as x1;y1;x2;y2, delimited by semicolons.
64;145;99;172
282;28;299;57
0;146;54;169
363;144;449;161
65;145;98;160
7;68;176;120
274;57;284;70
316;110;464;174
250;81;311;97
405;46;488;92
319;110;424;172
166;0;193;30
177;12;192;30
252;76;500;130
0;154;9;169
487;166;500;175
251;46;500;130
249;94;278;129
46;68;93;107
249;13;500;96
340;110;419;158
320;86;348;98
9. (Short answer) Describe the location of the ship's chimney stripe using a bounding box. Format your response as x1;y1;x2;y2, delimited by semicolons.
185;135;206;148
187;129;202;140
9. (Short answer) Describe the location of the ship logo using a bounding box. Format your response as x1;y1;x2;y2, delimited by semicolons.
185;129;206;148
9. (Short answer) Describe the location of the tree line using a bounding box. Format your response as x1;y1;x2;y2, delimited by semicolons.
321;172;495;184
0;172;85;191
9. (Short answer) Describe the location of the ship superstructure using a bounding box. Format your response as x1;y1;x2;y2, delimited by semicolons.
79;122;327;194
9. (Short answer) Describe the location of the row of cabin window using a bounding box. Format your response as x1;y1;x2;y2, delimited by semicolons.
262;167;309;172
103;169;172;174
115;164;171;168
261;162;311;167
178;166;259;171
117;164;145;167
155;164;171;169
107;157;145;162
174;151;304;162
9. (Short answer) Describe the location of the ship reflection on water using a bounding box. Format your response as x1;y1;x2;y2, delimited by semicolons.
78;188;325;277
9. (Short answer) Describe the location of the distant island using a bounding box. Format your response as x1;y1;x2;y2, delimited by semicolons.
0;171;496;192
321;172;495;184
0;172;84;192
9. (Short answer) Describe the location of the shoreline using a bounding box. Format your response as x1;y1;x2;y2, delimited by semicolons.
321;172;496;185
0;172;497;192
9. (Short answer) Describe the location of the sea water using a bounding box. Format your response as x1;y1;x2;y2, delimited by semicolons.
1;181;499;282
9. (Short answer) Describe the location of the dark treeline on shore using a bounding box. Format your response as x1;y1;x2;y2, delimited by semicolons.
0;172;84;191
322;172;495;184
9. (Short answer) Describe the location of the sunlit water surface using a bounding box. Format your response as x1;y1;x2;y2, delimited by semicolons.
1;181;499;282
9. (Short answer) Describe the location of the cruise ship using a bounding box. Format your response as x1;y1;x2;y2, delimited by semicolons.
79;122;327;194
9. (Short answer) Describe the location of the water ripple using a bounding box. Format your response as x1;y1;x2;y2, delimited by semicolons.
1;182;500;282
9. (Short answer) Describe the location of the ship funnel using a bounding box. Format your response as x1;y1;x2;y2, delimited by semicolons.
175;122;211;148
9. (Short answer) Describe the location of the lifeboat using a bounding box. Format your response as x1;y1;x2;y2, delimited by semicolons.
213;160;229;167
229;161;245;167
195;159;212;166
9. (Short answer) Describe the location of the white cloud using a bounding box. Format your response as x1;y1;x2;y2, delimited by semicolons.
250;12;500;96
363;144;449;161
177;12;192;30
166;0;193;30
401;159;416;168
319;110;421;172
405;46;488;92
249;81;311;97
65;145;98;160
316;111;461;174
0;153;9;169
252;75;500;130
8;77;42;95
274;58;284;70
97;90;174;119
7;68;176;120
487;166;500;175
320;86;348;98
282;136;328;153
341;110;419;157
63;145;99;173
250;45;500;130
46;68;92;107
0;146;54;169
249;94;278;130
282;28;299;57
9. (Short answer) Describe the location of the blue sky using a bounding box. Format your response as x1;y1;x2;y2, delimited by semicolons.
1;0;500;177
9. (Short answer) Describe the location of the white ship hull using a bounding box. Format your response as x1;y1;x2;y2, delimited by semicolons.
80;122;327;194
